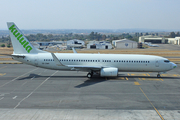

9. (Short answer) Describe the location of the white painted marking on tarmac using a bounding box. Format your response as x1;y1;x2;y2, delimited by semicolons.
31;76;35;80
0;93;9;97
14;71;58;109
0;97;4;100
12;96;17;99
13;96;17;99
0;68;39;88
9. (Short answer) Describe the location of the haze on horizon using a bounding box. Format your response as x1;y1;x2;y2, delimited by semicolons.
1;0;180;30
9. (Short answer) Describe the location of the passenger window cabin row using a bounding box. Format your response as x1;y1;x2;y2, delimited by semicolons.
114;60;150;63
43;59;150;63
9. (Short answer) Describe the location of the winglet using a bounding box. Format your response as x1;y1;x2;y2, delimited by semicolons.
51;53;65;66
72;47;77;53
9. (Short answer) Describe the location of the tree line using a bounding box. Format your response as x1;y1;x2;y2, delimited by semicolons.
1;31;178;45
0;32;139;43
168;32;180;38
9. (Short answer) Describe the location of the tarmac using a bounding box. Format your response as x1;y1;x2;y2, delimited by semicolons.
0;63;180;120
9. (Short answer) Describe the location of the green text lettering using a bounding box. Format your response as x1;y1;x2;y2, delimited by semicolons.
23;42;29;48
17;34;23;40
9;25;16;33
9;24;33;53
26;46;32;53
13;30;20;37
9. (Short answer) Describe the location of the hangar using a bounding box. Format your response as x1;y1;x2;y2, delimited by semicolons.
112;39;137;49
139;35;168;44
87;41;112;49
67;39;85;49
168;37;180;45
67;39;85;46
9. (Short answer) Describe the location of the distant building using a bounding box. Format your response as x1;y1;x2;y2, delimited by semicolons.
34;41;65;50
36;41;64;46
67;39;85;45
31;42;40;49
112;39;137;49
87;41;112;49
66;39;85;49
168;37;180;45
139;35;168;44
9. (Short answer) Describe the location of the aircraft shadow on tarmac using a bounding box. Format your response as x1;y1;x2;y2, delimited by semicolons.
17;73;85;80
17;73;180;88
125;76;180;79
75;77;107;88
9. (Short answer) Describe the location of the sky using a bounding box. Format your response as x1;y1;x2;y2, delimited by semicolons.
0;0;180;30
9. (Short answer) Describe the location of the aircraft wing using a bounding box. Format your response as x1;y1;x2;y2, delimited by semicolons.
51;53;102;71
51;53;65;66
67;65;101;68
67;65;102;71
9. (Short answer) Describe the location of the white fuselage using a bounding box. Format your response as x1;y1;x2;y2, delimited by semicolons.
13;53;176;73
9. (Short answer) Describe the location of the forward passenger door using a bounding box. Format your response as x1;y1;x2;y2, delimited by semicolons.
155;59;159;67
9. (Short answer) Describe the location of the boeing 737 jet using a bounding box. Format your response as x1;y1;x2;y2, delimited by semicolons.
7;22;177;78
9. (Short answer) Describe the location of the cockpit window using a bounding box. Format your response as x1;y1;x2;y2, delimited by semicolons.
164;60;170;63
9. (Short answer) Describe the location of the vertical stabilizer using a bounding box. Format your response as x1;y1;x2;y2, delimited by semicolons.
7;22;38;54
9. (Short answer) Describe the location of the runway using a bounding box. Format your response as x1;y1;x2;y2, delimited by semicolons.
0;64;180;119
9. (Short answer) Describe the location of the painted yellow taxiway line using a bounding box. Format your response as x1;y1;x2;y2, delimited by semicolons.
139;87;164;120
134;82;140;85
0;66;7;69
0;73;6;76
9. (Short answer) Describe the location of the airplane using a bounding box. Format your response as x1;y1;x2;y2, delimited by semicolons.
7;22;177;78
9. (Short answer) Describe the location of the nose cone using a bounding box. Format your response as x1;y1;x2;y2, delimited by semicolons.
172;63;177;69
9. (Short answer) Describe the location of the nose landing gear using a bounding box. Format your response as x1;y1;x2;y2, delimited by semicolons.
157;73;161;78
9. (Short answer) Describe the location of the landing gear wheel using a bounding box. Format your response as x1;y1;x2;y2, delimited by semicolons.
87;73;92;78
157;74;161;78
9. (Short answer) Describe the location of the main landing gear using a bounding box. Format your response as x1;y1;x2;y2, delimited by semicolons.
87;71;93;78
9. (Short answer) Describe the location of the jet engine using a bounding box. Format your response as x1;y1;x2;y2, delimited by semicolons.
100;67;118;77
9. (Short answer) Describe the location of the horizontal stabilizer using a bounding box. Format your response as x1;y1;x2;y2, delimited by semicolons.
0;54;25;58
11;54;25;58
